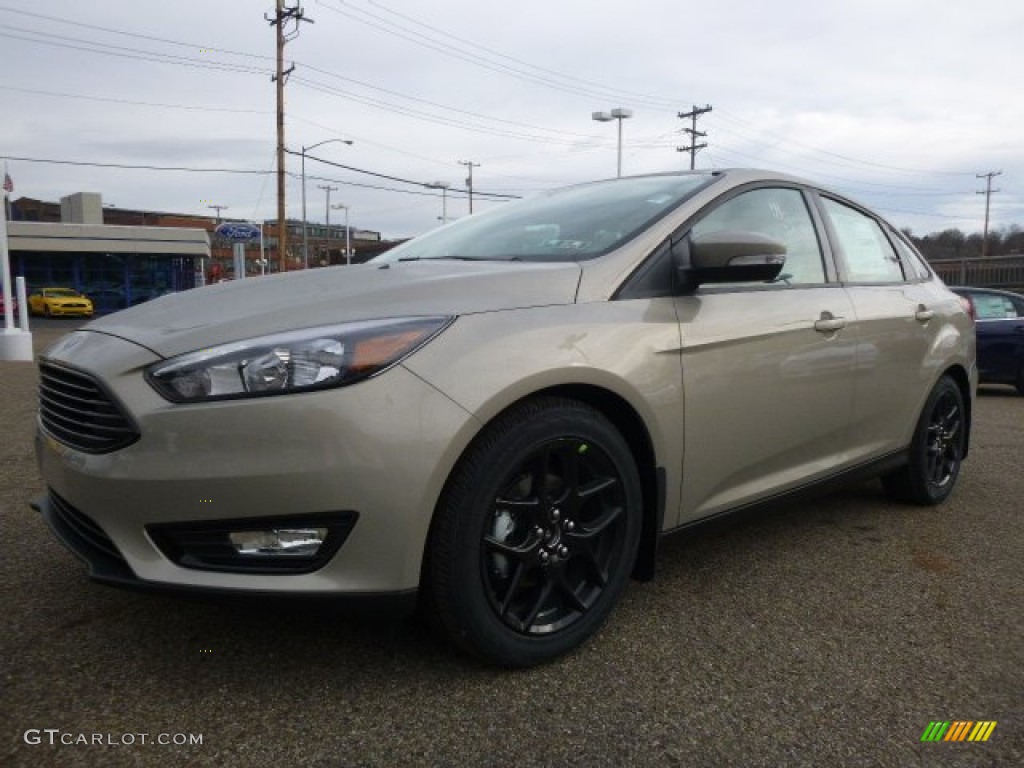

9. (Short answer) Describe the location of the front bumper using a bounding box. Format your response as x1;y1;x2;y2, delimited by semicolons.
47;304;93;316
31;493;418;615
34;330;477;597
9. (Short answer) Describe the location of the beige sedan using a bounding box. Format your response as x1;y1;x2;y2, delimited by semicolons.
33;170;975;666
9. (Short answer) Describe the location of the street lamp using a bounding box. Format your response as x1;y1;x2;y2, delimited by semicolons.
319;184;338;264
332;203;351;265
301;138;353;269
592;108;633;178
204;204;228;286
425;182;451;225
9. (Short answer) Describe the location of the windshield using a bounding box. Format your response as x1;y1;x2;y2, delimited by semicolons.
46;289;80;297
376;173;715;263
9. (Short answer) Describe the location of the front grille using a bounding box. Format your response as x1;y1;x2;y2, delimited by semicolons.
38;361;139;453
48;490;126;564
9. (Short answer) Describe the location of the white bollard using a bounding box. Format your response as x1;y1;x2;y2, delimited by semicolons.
16;275;29;331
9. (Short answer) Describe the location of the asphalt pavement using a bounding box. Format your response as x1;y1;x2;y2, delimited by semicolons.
1;320;1021;767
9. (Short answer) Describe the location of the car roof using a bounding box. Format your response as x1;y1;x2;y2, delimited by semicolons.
949;286;1024;299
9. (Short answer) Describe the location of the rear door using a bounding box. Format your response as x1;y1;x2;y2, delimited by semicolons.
816;196;948;458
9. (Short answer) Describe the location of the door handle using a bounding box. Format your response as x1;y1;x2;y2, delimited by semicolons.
814;312;846;333
915;305;935;322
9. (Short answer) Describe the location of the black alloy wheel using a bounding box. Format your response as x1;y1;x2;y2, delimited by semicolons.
483;436;628;635
426;397;642;667
882;375;966;505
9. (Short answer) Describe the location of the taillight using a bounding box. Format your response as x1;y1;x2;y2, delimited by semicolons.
958;295;976;322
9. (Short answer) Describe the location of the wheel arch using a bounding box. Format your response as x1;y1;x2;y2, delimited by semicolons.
535;384;663;581
420;383;665;595
942;363;973;458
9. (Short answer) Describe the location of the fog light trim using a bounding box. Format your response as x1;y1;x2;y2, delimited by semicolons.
147;512;357;574
228;528;329;557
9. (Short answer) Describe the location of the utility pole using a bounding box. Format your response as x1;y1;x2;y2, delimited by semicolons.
205;205;228;287
267;0;312;273
207;204;228;224
459;160;481;214
976;171;1002;257
319;184;338;263
677;104;712;170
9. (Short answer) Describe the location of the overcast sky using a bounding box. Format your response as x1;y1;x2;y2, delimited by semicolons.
2;0;1022;240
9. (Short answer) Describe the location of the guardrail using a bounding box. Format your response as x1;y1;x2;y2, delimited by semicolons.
928;254;1024;290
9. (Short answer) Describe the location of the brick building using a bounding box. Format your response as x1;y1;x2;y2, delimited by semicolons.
11;193;390;284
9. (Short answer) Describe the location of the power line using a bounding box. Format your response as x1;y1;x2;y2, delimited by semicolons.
1;3;999;185
292;76;608;146
0;27;270;76
293;150;518;199
292;66;610;141
0;153;522;205
0;4;275;62
0;7;650;145
315;0;678;110
0;2;678;110
0;152;521;200
360;0;682;108
0;25;612;149
0;154;273;174
0;84;492;174
711;110;979;177
702;144;978;195
0;84;272;114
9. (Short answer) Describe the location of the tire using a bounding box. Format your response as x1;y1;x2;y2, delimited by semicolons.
43;305;51;317
1015;365;1024;396
425;396;643;667
882;375;966;505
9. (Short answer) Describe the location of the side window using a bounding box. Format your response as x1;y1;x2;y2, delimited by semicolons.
890;231;932;281
690;188;826;284
972;293;1018;320
821;198;905;283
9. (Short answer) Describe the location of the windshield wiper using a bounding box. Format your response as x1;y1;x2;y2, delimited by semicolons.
396;255;527;263
397;255;490;262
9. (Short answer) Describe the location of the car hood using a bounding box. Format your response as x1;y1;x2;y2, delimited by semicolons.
85;260;582;359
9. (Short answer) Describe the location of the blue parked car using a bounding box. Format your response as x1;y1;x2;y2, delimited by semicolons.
951;286;1024;395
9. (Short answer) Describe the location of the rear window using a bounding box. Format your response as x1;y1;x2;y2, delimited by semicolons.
890;232;933;281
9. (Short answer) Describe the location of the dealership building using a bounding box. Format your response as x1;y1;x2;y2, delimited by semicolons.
7;192;208;314
8;191;390;314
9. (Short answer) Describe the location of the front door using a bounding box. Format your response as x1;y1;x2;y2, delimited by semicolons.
674;186;859;522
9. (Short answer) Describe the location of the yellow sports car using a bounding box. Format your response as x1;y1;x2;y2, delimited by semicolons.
28;287;94;317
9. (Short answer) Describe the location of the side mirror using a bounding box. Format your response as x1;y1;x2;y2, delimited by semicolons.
679;230;787;286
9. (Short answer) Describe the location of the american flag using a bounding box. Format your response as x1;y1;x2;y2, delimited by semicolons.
2;171;11;194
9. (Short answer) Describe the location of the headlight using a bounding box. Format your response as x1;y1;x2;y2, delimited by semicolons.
146;316;453;403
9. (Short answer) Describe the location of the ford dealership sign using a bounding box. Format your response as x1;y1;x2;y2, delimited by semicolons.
215;222;262;241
